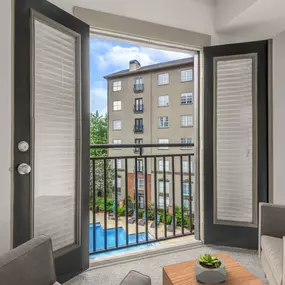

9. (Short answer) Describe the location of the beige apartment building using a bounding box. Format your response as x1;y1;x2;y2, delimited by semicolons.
104;58;195;213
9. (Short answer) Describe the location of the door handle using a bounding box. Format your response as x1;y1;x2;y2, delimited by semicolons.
18;163;31;175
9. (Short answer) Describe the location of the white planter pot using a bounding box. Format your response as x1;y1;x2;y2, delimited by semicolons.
196;259;226;284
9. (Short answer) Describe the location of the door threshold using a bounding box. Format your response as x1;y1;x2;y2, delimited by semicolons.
89;239;203;270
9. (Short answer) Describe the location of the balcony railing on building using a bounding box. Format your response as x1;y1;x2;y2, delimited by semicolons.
89;143;195;255
133;104;144;114
134;125;144;134
133;83;144;93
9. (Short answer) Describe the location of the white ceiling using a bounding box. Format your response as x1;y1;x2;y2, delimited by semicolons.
215;0;285;39
49;0;216;35
49;0;285;42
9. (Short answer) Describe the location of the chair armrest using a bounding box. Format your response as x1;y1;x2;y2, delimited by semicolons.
259;203;285;238
259;203;285;256
0;235;57;285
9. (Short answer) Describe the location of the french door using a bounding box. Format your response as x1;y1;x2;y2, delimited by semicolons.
13;0;90;282
203;40;269;248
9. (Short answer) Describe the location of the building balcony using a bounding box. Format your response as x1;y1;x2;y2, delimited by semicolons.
133;83;144;93
134;126;144;134
133;147;144;155
133;104;144;113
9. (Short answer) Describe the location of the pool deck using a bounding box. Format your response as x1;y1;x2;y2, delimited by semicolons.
90;211;194;244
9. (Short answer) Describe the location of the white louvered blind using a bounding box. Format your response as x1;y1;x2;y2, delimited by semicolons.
33;19;79;251
215;57;254;224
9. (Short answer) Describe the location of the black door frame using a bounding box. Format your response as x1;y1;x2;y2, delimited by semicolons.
14;0;90;281
203;40;269;249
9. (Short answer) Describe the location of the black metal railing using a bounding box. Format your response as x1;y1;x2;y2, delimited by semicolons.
133;104;144;113
89;143;195;255
134;126;144;134
133;83;144;93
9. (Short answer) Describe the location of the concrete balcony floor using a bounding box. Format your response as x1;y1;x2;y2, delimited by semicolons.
67;244;268;285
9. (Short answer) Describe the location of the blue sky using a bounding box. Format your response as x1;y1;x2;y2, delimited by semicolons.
90;37;192;115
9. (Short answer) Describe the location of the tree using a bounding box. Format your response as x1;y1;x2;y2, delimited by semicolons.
90;112;115;206
90;112;108;157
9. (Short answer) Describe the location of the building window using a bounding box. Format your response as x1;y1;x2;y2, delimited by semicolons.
136;159;144;172
112;120;122;130
158;73;169;85
181;69;193;82
158;159;170;171
183;181;190;195
134;138;143;153
113;81;122;91
158;180;170;194
158;139;169;149
134;118;143;133
134;98;143;112
134;77;144;93
113;139;122;149
116;176;122;188
135;77;143;85
181;138;193;149
182;160;189;173
159;195;170;209
181;93;193;105
181;115;193;127
158;95;169;107
112;159;122;169
135;138;143;145
158;116;169;128
137;178;145;189
139;194;144;209
113;100;122;111
183;198;190;210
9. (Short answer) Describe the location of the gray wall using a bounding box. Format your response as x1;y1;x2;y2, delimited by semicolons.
0;0;12;254
272;31;285;205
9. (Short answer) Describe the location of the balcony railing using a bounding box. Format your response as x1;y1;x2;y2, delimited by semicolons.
134;126;144;134
133;83;144;93
133;104;144;113
89;143;195;255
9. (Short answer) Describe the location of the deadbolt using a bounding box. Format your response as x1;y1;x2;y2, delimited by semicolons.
18;141;29;152
18;163;31;175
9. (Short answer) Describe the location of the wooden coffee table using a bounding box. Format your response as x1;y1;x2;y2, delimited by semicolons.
163;253;264;285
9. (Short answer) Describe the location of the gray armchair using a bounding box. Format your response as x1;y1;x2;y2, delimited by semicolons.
259;203;285;285
0;236;151;285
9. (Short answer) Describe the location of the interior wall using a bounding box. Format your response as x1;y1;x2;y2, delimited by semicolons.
48;0;216;37
0;0;12;254
272;30;285;205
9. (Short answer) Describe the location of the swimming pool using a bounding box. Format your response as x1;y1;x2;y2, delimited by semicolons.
89;223;157;257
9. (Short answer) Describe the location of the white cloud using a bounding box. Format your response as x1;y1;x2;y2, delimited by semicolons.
140;47;192;62
99;46;158;71
97;45;192;73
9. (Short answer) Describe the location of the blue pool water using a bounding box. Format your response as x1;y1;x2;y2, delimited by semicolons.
89;223;157;257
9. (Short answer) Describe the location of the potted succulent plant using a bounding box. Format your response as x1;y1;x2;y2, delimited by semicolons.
196;254;226;284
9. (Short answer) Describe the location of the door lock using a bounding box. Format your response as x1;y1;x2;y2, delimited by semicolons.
18;141;29;152
18;163;31;175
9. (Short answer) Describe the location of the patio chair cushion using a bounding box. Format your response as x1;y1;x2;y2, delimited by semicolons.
120;270;151;285
261;235;283;285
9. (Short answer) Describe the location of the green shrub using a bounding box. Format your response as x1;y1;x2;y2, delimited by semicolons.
147;210;155;220
161;213;172;225
138;209;144;218
90;197;115;213
117;206;126;217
